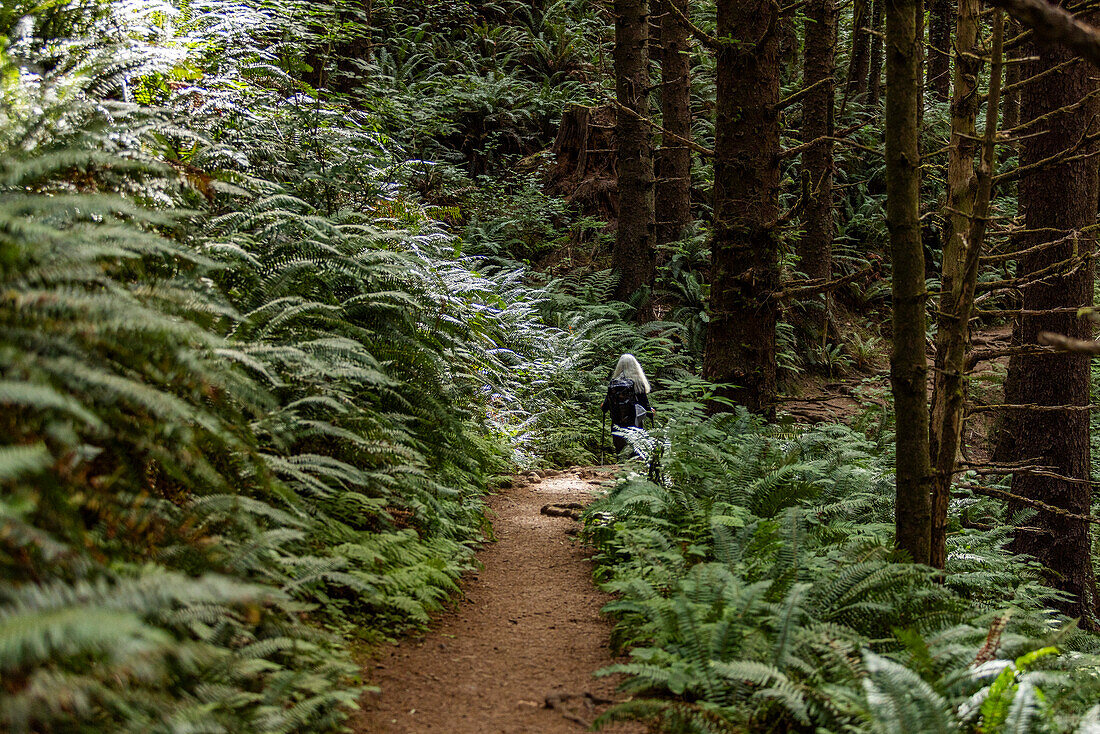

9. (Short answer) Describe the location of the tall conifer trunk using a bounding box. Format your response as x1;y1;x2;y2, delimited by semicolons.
613;0;657;305
702;0;780;416
655;0;693;249
1001;19;1021;141
929;2;1003;569
649;0;664;64
800;0;837;337
846;0;872;104
927;0;952;101
885;0;932;564
867;0;885;105
780;15;800;84
1000;12;1100;623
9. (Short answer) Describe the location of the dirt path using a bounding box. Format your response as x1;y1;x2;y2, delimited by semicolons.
352;468;646;734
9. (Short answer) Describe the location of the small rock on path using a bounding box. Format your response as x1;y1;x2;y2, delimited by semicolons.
352;468;645;733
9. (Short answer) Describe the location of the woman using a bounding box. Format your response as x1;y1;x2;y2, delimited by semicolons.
600;353;655;452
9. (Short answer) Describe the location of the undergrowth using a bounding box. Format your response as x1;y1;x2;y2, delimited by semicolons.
585;402;1100;733
5;1;1061;733
0;1;624;731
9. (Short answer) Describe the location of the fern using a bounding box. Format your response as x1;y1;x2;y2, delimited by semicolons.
586;412;1100;732
0;3;614;730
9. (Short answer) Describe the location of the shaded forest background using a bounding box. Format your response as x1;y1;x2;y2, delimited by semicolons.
7;0;1100;731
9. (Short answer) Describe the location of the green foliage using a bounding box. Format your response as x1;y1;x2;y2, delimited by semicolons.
13;2;1100;734
0;1;612;730
586;410;1100;733
366;0;603;176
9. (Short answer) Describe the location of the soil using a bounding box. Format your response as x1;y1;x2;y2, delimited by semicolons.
778;323;1013;462
779;373;888;424
352;468;647;734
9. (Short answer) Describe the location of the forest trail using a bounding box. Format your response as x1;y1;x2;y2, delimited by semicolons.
352;468;646;734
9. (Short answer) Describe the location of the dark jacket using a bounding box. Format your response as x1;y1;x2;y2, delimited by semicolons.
601;384;653;428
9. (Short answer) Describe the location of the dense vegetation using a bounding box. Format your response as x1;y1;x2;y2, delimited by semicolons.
0;1;608;729
6;0;1100;732
588;406;1100;731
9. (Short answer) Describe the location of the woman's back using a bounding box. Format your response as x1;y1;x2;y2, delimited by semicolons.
601;354;654;453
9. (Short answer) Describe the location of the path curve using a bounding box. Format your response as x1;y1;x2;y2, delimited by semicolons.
352;468;644;733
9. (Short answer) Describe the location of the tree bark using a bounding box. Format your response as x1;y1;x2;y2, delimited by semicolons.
929;4;1002;570
867;0;885;105
551;104;618;218
916;0;925;130
846;0;872;105
799;0;837;337
702;0;780;416
655;0;693;249
649;0;664;64
780;14;800;84
1002;19;1021;136
613;0;657;306
886;0;933;565
989;0;1100;70
927;0;952;101
1000;2;1100;624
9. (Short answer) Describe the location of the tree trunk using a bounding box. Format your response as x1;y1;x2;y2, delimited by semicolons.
916;0;925;131
846;0;872;105
780;14;800;84
551;104;618;219
886;0;932;565
799;0;837;337
867;0;885;105
927;0;952;101
1001;7;1100;624
655;0;693;249
649;0;664;64
702;0;780;417
928;4;1003;570
1002;19;1021;140
613;0;657;306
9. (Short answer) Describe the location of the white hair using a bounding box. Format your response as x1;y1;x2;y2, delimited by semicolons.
611;353;651;394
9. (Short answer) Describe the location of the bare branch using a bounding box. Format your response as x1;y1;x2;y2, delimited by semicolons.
766;170;811;229
665;0;719;49
969;402;1097;412
956;482;1100;524
774;76;835;112
1038;330;1100;353
772;265;876;300
608;98;716;157
965;345;1057;370
986;0;1100;69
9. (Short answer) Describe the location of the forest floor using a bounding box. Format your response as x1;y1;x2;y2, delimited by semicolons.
780;323;1012;461
353;325;1016;733
352;468;647;734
